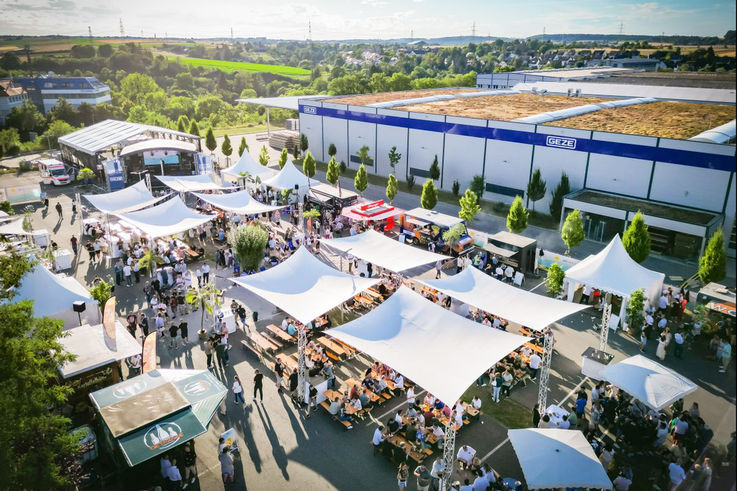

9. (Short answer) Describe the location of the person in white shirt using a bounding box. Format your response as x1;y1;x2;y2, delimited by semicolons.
372;426;385;447
394;411;403;425
645;313;654;327
127;353;142;377
472;396;482;411
528;353;542;379
658;316;667;330
123;264;132;287
456;445;476;470
167;458;183;487
202;263;211;283
495;266;503;278
659;294;668;310
505;266;514;282
394;374;404;394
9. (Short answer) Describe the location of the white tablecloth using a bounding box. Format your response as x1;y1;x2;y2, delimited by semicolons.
214;309;237;334
53;248;72;271
545;404;570;427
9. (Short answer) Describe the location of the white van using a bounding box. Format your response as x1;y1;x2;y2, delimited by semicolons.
37;158;72;186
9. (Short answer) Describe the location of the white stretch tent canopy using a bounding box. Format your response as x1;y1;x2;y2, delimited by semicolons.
115;196;216;239
83;180;166;214
58;321;142;379
598;354;697;410
564;234;665;323
325;286;529;406
0;218;34;236
193;190;285;215
417;266;589;331
220;150;275;181
262;159;319;194
508;429;612;490
321;229;450;273
156;174;229;193
230;247;379;324
12;265;98;324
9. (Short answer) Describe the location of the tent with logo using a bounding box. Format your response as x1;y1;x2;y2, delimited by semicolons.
193;189;285;215
115;196;217;239
89;369;226;466
220;149;276;182
83;180;167;214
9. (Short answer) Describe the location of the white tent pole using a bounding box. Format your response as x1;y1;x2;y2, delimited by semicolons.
599;303;612;352
297;323;307;405
537;327;554;413
76;192;83;237
440;417;457;491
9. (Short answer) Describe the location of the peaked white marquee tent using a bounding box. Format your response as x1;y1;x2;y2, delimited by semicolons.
321;229;450;273
564;234;665;324
325;286;529;406
262;159;319;196
0;218;34;236
220;150;276;181
193;190;285;216
230;247;379;324
156;174;229;193
12;265;98;326
418;266;589;331
83;180;166;214
598;354;697;410
508;428;612;490
115;196;216;239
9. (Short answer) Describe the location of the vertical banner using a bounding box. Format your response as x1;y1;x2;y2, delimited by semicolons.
104;158;125;192
196;153;212;175
142;332;158;373
145;173;152;193
102;296;117;351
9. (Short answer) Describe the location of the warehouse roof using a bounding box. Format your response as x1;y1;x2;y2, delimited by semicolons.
59;120;197;156
236;95;329;111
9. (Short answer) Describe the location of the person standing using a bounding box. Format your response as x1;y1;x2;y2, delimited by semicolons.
167;458;183;488
656;333;668;361
719;340;732;373
202;263;210;283
274;361;284;392
528;352;542;379
204;338;214;369
70;235;78;255
673;331;685;359
492;372;503;403
232;376;244;405
160;454;172;487
169;322;179;349
182;441;198;488
397;462;409;490
71;197;77;215
179;321;189;345
139;312;149;338
55;201;62;219
123;262;132;287
215;339;227;371
414;464;431;491
253;369;264;402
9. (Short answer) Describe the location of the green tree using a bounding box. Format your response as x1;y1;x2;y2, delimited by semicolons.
388;146;401;170
302;151;316;178
47;98;79;126
120;73;158;105
0;128;20;156
188;119;200;137
278;148;289;169
259;145;270;166
176;115;188;133
238;136;248;157
428;155;440;181
698;229;727;284
137;251;160;278
328;143;337;158
229;223;268;272
185;282;222;332
221;134;233;163
0;201;13;216
0;300;81;489
326;156;340;185
354;163;368;196
407;174;416;191
549;172;570;222
205;127;217;153
452;180;460;197
627;288;646;334
506;196;528;233
41;120;75;149
300;133;309;153
5;100;46;141
546;263;565;297
527;168;547;211
77;167;95;185
622;211;651;263
561;209;584;254
0;251;33;300
470;175;485;201
358;145;371;167
386;174;398;204
420;179;438;210
339;161;347;175
458;188;481;225
89;278;112;309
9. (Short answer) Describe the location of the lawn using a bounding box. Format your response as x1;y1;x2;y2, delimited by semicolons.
168;56;310;79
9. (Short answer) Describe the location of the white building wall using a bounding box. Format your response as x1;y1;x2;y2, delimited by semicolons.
407;112;445;184
532;127;591;211
483;139;534;204
586;131;657;199
321;102;349;166
442;116;486;192
376;109;409;179
649;162;731;212
347;105;377;174
299;108;324;162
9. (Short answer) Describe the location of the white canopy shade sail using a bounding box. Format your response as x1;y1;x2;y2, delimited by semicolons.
598;354;697;410
565;234;665;304
58;321;142;379
83;180;167;214
230;247;379;325
262;159;319;192
417;266;589;331
325;286;530;406
115;196;216;239
320;229;450;273
508;429;612;490
0;218;34;236
12;265;96;318
220;150;275;180
156;174;229;193
192;190;285;215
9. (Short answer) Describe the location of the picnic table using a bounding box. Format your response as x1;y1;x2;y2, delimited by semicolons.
317;336;348;359
265;323;296;343
248;331;280;353
276;353;298;372
524;342;545;354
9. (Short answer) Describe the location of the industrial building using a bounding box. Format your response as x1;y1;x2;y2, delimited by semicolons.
1;75;111;114
262;78;736;261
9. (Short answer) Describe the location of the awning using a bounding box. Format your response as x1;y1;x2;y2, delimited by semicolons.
325;286;529;406
262;159;319;192
482;242;517;258
417;266;588;331
115;196;216;239
340;200;405;222
12;265;96;318
89;369;226;466
83;180;168;214
193;190;285;215
220;150;276;181
230;247;379;325
58;321;141;379
320;229;450;273
508;429;612;490
156;174;229;193
598;354;697;410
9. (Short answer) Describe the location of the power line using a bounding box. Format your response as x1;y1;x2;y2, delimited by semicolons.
119;18;124;38
618;21;624;35
88;26;92;41
308;20;312;41
471;21;476;38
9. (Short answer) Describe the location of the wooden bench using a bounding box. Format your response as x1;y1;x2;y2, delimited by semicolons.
317;336;348;359
248;332;280;353
265;323;296;343
524;342;545;354
276;353;298;372
320;400;353;429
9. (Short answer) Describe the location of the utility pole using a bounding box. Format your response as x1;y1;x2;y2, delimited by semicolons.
471;21;476;39
308;20;312;41
119;18;125;38
231;27;234;42
618;22;624;35
88;26;92;41
410;29;413;44
543;26;546;42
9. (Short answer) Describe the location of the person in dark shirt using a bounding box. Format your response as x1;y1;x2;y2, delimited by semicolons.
253;369;264;402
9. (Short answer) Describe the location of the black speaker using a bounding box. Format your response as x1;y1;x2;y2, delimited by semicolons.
294;184;299;191
72;301;86;313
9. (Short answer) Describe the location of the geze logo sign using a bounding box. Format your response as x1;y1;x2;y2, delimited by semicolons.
545;135;577;150
302;105;317;115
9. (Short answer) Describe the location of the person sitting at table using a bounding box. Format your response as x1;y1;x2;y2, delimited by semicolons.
393;373;405;395
431;423;445;447
406;386;416;406
329;397;353;426
359;389;371;410
423;407;435;427
349;395;362;413
434;399;445;412
387;417;400;435
405;419;418;442
457;444;478;471
287;321;297;337
424;393;436;407
406;404;418;420
375;376;388;394
372;425;388;454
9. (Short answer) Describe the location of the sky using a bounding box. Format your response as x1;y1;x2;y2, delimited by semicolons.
0;0;734;40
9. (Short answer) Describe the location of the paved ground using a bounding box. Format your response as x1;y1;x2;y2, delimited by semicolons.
1;153;735;490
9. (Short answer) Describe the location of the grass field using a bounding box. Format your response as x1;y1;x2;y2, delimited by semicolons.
168;56;310;79
0;36;195;53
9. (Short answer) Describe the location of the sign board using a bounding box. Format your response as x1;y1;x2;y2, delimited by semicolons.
102;297;117;351
142;332;157;373
3;184;41;204
196;153;212;174
104;158;125;191
144;150;180;167
707;301;736;318
220;428;238;452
